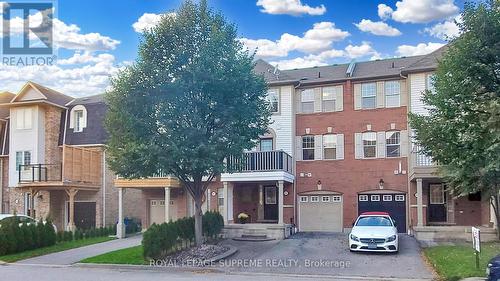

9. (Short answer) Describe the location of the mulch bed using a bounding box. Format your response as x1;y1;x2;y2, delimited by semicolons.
165;244;229;265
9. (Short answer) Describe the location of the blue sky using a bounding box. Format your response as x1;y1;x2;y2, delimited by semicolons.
1;0;465;97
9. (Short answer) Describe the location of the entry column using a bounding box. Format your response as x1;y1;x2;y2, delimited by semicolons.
116;188;126;238
222;182;233;224
278;180;284;225
416;178;424;227
164;187;171;222
65;188;78;232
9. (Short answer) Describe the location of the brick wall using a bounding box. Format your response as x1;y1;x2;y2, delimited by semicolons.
1;157;9;213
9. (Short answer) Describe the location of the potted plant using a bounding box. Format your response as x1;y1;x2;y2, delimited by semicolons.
238;213;249;224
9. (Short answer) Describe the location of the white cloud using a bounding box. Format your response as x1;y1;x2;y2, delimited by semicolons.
2;9;120;51
240;22;349;58
355;19;402;36
270;56;327;70
0;52;124;97
345;42;380;59
377;4;393;20
132;12;175;33
384;0;459;23
396;42;445;56
256;0;326;16
424;15;461;40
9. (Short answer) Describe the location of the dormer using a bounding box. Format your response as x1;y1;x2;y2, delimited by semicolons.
69;105;87;132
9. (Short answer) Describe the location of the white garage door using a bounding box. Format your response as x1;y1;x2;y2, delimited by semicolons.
299;194;343;232
150;199;165;225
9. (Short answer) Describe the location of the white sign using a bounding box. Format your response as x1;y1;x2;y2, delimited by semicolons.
472;227;481;252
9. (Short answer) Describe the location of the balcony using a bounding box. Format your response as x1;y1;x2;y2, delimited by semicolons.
222;150;294;183
409;146;439;180
114;170;181;189
18;145;102;190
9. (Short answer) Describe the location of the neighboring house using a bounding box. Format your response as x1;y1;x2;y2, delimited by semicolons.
0;46;495;242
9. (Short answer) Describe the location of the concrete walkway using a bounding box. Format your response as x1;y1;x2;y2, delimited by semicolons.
16;235;142;265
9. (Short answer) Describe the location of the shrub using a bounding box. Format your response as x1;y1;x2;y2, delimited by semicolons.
44;220;57;246
63;231;73;242
56;231;64;243
29;223;38;249
36;220;47;247
21;223;34;250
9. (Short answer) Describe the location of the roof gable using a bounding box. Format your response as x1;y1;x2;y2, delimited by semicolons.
10;81;74;107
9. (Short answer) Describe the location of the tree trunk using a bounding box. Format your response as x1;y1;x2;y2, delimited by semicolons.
492;194;500;239
194;196;203;246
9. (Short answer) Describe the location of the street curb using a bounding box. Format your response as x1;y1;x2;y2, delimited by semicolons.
203;245;238;265
224;271;434;281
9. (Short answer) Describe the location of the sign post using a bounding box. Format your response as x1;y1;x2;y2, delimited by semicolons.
471;227;481;269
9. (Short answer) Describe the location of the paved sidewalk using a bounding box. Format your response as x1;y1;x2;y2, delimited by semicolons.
16;235;142;265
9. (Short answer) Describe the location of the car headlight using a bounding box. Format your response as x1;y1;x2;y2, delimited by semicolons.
350;234;359;242
386;235;397;242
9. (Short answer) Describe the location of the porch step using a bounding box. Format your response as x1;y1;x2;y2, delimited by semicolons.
233;234;275;242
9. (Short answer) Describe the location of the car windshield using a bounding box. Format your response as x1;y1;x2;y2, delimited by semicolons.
356;216;393;227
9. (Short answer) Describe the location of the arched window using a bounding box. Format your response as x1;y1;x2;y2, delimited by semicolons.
69;105;87;133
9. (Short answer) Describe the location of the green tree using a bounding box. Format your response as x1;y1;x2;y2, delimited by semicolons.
106;0;270;245
410;1;500;237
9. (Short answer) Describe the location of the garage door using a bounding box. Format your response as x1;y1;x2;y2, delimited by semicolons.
299;194;343;232
150;199;165;225
358;193;406;233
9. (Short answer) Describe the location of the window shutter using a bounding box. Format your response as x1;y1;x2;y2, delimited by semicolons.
335;85;343;112
377;131;386;158
295;90;302;114
16;109;24;129
400;130;409;157
314;135;322;160
354;84;361;110
336;134;344;160
400;80;408;106
354;133;363;159
295;136;302;161
314;88;322;112
376;81;385;108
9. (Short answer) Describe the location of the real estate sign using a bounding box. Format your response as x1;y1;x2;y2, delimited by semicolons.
471;227;481;252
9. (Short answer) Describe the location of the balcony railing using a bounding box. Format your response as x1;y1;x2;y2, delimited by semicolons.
19;164;62;183
226;150;293;174
411;143;435;167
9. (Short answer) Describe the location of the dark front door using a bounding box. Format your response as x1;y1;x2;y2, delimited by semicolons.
264;186;278;221
68;202;96;230
358;193;407;233
428;184;447;222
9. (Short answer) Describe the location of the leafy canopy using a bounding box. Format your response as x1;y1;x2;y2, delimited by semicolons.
410;0;499;198
105;0;270;186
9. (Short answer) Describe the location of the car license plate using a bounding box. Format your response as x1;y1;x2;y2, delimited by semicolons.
368;243;377;249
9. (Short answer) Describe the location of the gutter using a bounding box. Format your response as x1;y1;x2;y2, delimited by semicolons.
102;148;107;226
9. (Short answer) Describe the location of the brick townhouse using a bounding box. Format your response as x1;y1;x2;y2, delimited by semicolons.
0;46;496;241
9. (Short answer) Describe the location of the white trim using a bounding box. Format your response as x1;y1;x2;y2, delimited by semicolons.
310;196;319;203
383;195;393;201
332;195;342;202
359;195;368;201
395;195;405;201
321;196;330;202
371;195;380;201
220;171;294;183
299;196;308;203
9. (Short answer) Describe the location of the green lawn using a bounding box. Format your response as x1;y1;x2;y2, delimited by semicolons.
424;242;500;281
80;245;148;265
0;237;115;263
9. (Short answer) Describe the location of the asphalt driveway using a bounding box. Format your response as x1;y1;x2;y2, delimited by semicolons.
220;232;435;280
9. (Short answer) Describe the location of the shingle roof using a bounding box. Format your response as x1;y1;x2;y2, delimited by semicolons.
254;59;295;84
28;81;74;106
70;93;105;105
0;92;15;119
351;56;424;79
401;45;449;74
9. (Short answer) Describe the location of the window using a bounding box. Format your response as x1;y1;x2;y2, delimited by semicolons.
74;110;84;132
359;195;368;201
302;135;315;160
361;83;376;109
395;195;405;201
310;196;319;202
323;134;337;160
16;108;32;130
265;186;277;204
322;196;330;202
383;195;393;201
151;200;157;206
332;196;342;202
362;132;376;158
429;184;444;204
371;195;380;201
266;89;279;113
301;89;314;113
356;216;393;227
259;138;273;151
159;200;165;206
386;131;401;158
322;87;336;112
217;188;224;206
16;151;31;171
385;81;400;107
426;74;435;93
300;196;308;203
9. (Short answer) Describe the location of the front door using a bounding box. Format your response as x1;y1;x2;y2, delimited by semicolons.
68;202;96;230
264;186;278;221
428;184;447;222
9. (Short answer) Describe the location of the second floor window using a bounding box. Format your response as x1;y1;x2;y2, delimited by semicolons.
361;83;376;109
74;110;84;132
386;131;401;157
301;89;314;113
322;87;336;112
426;74;435;93
16;151;31;171
323;134;337;160
16;108;32;130
385;81;400;107
362;132;376;158
266;89;279;113
259;138;273;151
302;135;315;160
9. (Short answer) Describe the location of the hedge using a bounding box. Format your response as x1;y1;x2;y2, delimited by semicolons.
0;217;56;256
142;211;224;259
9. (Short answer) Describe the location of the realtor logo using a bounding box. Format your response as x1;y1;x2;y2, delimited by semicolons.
1;1;57;66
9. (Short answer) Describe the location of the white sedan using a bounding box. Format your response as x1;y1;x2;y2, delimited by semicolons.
349;212;398;253
0;214;57;232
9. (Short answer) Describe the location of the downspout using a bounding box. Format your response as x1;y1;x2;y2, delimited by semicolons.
293;81;300;233
0;154;3;213
102;148;106;227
